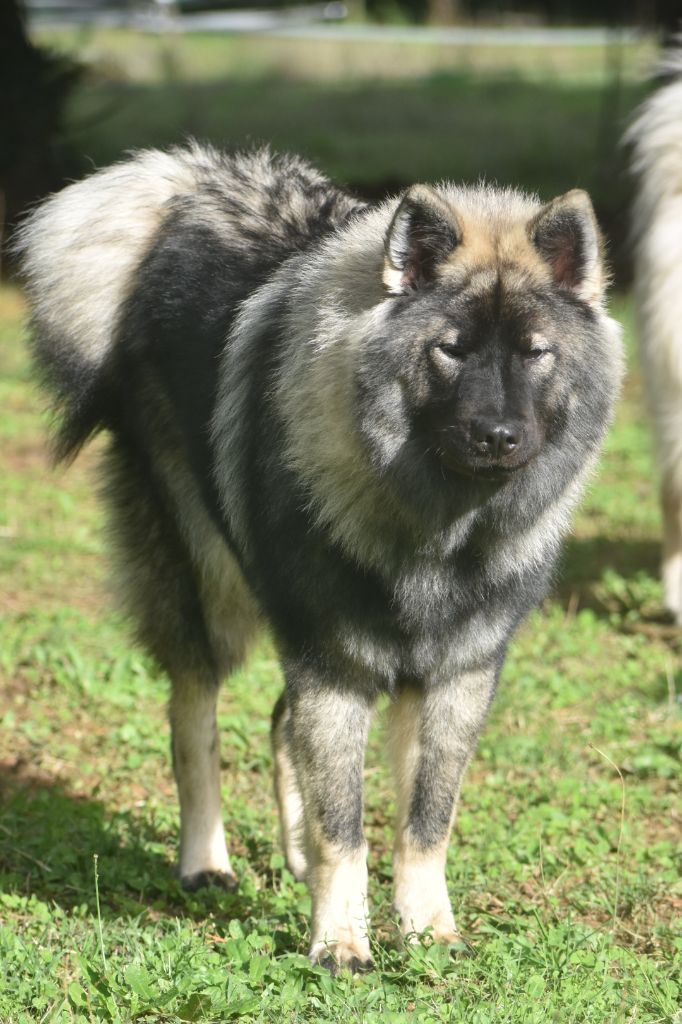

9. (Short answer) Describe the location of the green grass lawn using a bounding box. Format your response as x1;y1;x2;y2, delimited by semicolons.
29;26;655;283
0;276;680;1023
2;30;678;1020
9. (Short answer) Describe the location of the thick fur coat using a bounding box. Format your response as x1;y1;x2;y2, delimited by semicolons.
628;49;682;623
16;144;622;970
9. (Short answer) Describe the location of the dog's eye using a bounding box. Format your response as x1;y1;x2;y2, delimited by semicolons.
435;342;465;359
525;347;552;360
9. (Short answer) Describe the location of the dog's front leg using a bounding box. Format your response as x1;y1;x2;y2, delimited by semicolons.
387;666;496;943
285;677;374;973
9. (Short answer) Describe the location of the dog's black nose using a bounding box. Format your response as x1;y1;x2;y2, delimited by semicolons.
470;421;520;459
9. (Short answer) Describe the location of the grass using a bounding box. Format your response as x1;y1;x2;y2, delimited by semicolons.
0;279;681;1023
37;25;657;85
28;26;656;280
1;26;680;1021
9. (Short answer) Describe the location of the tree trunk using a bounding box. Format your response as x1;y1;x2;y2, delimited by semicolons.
0;0;81;275
426;0;462;27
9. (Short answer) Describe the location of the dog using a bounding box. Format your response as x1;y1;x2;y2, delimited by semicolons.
15;143;623;971
628;48;682;624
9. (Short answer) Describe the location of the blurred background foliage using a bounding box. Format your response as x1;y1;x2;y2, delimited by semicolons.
0;0;678;280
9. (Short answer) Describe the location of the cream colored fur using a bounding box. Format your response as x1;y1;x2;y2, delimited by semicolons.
628;51;682;620
170;681;233;880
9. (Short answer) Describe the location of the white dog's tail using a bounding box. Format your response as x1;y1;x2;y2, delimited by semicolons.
627;48;682;408
14;145;207;461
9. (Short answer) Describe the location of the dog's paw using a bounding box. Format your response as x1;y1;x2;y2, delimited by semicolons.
284;849;308;883
181;869;238;893
309;940;373;975
399;907;460;946
404;923;461;946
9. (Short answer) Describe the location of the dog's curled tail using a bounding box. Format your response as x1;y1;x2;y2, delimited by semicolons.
626;46;682;393
627;47;682;229
14;147;202;462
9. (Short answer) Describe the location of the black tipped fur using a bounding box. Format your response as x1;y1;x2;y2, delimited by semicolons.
181;870;238;893
17;144;622;970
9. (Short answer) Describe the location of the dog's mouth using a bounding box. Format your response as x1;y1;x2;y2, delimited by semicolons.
435;448;533;482
429;423;541;482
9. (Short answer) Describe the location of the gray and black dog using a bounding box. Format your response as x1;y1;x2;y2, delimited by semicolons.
16;144;622;971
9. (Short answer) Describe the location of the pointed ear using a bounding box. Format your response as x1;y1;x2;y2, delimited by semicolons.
529;189;606;306
383;185;461;295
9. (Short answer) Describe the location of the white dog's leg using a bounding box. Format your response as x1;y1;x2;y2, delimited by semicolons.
170;679;235;890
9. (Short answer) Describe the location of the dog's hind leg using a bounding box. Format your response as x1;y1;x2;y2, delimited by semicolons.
171;677;235;890
661;477;682;624
271;692;307;881
387;667;496;944
285;676;374;973
102;439;241;891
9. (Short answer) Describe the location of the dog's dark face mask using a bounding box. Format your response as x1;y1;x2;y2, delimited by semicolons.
371;182;606;486
420;329;545;480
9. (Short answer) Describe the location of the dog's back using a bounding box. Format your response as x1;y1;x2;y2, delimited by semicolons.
14;144;362;683
628;50;682;622
15;143;361;465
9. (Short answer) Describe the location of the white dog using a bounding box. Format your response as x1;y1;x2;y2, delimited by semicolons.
628;47;682;623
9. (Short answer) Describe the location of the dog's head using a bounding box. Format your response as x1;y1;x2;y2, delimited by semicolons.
357;183;616;493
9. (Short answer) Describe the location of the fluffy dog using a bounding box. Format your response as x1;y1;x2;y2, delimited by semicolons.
16;144;622;970
628;49;682;623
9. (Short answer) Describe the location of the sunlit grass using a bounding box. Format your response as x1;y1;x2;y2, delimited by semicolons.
1;277;680;1022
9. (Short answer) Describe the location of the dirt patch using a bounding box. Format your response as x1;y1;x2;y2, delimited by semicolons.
0;287;25;320
2;436;50;475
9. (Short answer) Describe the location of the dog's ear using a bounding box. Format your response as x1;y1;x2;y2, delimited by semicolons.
383;186;461;295
530;190;606;306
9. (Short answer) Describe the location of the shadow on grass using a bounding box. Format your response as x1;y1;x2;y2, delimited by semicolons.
554;536;682;652
0;768;257;925
558;535;660;602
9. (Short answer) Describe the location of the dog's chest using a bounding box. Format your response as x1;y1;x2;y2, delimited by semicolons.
329;536;522;686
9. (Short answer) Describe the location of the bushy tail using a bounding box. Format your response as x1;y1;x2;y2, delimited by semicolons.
626;47;682;389
14;146;205;461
